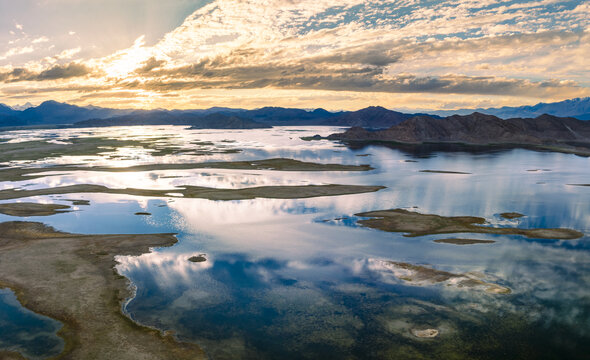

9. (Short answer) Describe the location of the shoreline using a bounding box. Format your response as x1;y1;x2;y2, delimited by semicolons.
0;221;206;360
306;137;590;157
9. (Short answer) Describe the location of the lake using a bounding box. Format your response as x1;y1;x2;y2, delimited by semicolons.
0;126;589;359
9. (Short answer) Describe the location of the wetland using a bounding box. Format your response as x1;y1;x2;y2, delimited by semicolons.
0;125;588;359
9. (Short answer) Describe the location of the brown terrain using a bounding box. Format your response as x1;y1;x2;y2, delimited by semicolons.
354;209;583;240
327;113;590;154
0;221;206;359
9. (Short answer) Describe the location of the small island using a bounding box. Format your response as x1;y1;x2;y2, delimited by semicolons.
0;202;71;217
353;209;583;239
188;254;207;263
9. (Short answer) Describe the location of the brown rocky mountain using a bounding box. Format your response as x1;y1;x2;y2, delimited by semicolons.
327;113;590;147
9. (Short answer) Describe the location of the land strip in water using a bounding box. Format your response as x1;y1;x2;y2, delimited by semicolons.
0;184;385;201
0;158;373;182
354;209;583;239
0;137;245;163
0;202;72;217
433;238;496;245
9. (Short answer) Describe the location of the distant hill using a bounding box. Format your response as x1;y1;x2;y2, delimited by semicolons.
0;101;339;128
189;113;271;129
1;101;423;128
76;106;440;128
221;106;438;127
430;97;590;120
0;101;133;127
1;98;588;130
75;111;271;129
10;102;35;111
322;106;440;128
218;107;342;125
327;112;590;155
0;103;18;117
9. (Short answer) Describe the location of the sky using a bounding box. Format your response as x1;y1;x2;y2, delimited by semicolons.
0;0;589;111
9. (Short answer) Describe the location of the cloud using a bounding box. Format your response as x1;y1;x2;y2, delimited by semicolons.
0;46;34;60
1;0;589;109
128;65;585;98
55;47;81;60
32;36;49;44
120;0;588;97
135;57;167;73
0;62;92;82
121;24;587;99
36;62;91;80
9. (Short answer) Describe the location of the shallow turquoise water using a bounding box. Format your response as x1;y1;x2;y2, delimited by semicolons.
0;126;589;359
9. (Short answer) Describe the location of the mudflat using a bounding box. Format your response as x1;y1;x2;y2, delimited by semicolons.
0;221;205;360
419;170;471;175
0;184;386;201
0;136;242;163
376;260;511;294
0;202;71;217
0;158;373;182
0;350;26;360
355;209;583;239
433;238;496;245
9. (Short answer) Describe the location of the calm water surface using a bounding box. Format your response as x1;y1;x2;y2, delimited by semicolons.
0;126;589;359
0;289;63;359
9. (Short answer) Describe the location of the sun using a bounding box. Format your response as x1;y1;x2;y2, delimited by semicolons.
103;35;152;79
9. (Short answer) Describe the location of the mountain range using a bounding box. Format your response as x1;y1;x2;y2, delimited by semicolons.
0;101;132;127
74;111;272;129
0;98;588;130
0;101;435;129
429;97;590;120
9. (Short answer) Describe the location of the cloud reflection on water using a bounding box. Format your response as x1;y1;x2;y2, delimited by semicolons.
0;126;589;358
